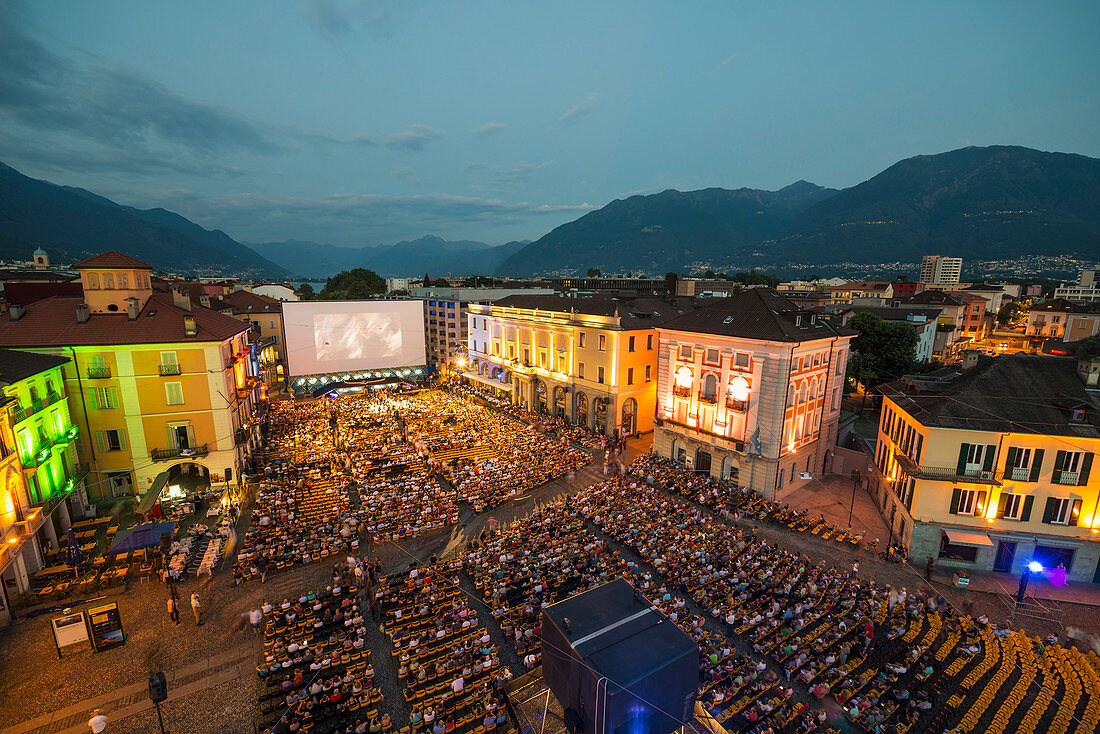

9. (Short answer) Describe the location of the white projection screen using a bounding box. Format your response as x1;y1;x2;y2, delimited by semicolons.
284;300;426;376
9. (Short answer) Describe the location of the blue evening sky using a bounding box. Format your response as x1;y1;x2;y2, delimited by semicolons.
1;0;1097;246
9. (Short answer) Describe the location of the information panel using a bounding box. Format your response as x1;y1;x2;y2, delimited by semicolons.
87;601;125;652
51;611;89;657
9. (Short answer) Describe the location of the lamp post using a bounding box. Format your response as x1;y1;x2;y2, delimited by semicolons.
848;469;861;528
1017;560;1043;603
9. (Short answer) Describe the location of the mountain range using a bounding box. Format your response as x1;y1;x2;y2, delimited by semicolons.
248;236;529;279
2;145;1098;280
500;146;1100;276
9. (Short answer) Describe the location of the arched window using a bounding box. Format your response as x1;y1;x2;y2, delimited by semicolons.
102;272;114;289
674;366;693;396
118;272;129;288
86;272;100;290
701;373;718;402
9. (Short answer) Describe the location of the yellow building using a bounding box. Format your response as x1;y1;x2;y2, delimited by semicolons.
211;289;287;392
0;251;263;503
874;354;1100;583
466;296;689;436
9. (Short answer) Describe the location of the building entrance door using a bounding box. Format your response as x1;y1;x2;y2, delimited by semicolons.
993;541;1017;573
695;450;712;474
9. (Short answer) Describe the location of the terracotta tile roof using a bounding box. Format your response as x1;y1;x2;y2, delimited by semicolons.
0;292;248;347
219;290;283;315
0;348;69;385
71;250;152;270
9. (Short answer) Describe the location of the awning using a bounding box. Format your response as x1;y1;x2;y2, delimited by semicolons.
135;470;171;515
462;371;512;392
943;529;995;547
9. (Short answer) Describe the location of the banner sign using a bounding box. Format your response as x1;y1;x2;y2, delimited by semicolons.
87;601;125;652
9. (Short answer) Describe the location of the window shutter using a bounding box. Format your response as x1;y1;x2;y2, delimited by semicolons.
87;388;98;410
956;444;970;474
1004;447;1017;474
1072;498;1083;526
1041;497;1056;524
117;430;126;450
95;430;106;452
185;425;196;448
1078;453;1093;486
982;447;996;472
976;490;988;517
949;487;961;515
108;386;119;408
1029;449;1044;482
166;426;177;449
1054;451;1067;473
1021;495;1034;522
996;493;1008;518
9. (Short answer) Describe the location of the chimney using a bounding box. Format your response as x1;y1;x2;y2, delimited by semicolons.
75;303;90;323
9;304;25;321
199;294;211;308
1077;357;1100;387
183;315;197;337
961;349;980;370
125;296;140;320
171;287;191;312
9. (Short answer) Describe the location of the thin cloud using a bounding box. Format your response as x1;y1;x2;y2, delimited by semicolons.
302;0;351;35
711;53;737;75
384;124;445;152
556;93;601;127
470;122;506;136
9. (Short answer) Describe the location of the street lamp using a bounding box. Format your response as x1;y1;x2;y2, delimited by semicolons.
848;469;861;528
1017;560;1043;603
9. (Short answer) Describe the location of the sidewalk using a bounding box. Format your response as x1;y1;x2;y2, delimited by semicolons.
940;567;1100;607
776;473;891;544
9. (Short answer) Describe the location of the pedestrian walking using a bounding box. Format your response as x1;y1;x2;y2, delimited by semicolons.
257;554;268;583
191;592;203;626
249;607;262;634
87;708;107;733
925;554;935;581
168;596;179;625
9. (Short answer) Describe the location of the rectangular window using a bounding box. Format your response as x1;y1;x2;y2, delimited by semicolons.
577;362;585;379
627;367;634;385
704;348;720;366
165;382;184;405
956;488;978;516
1000;493;1023;521
523;348;530;364
96;429;127;452
645;365;652;382
269;320;276;329
1043;497;1080;526
597;366;605;384
89;386;119;409
647;334;653;350
579;332;586;348
1053;450;1091;485
734;352;750;368
679;345;693;360
598;334;606;351
628;336;635;352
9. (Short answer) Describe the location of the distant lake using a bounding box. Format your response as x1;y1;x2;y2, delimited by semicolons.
291;281;326;290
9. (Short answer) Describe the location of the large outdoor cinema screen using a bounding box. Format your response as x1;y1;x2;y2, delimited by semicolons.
283;300;426;376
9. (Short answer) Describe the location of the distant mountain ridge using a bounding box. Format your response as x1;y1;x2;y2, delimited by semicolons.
0;161;291;278
250;236;529;278
499;146;1100;276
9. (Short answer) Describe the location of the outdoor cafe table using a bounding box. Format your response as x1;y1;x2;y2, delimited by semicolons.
79;542;96;553
76;530;96;541
71;517;110;530
34;565;75;581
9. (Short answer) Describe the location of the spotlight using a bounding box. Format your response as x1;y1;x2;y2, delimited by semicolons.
1027;561;1043;574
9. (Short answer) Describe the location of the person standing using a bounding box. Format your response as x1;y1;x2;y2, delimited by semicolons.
925;555;935;581
257;554;268;584
88;708;107;733
168;596;180;625
191;592;203;626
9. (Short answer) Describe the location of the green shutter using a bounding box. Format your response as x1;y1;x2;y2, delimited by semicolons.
117;430;126;451
166;426;176;449
1029;449;1044;483
950;487;961;515
1072;499;1084;526
996;493;1008;518
87;387;98;410
983;446;996;472
957;444;970;474
1004;447;1018;474
95;430;105;452
1078;453;1093;486
1021;495;1034;522
107;386;119;408
1041;497;1056;524
185;425;196;448
1054;451;1067;473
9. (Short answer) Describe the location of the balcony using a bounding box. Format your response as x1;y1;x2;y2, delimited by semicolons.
893;451;1002;486
11;391;64;423
86;366;111;379
660;417;745;452
234;428;250;446
726;397;748;412
698;393;718;405
1054;470;1079;486
672;385;691;398
158;363;181;376
150;444;209;462
1009;467;1031;482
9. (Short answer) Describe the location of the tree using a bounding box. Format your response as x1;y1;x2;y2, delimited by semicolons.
1069;335;1100;357
298;283;316;300
587;268;601;277
319;268;387;300
997;302;1020;326
845;312;921;391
